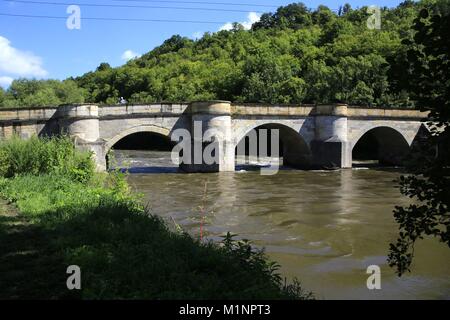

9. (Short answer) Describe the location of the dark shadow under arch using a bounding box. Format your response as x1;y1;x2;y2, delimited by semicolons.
352;127;410;166
107;131;177;172
112;132;174;151
235;123;312;170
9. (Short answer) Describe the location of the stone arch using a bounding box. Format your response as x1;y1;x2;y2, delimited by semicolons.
352;126;411;166
234;122;312;168
104;125;172;154
233;120;313;147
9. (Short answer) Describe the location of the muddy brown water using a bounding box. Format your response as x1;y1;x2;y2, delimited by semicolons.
113;149;450;300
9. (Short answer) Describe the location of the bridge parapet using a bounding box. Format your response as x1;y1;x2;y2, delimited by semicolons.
347;107;428;119
231;104;314;116
0;107;58;122
99;103;189;118
0;104;428;121
0;107;59;139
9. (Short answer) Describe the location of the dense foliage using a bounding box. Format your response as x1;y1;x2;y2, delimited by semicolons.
0;79;86;108
0;136;312;299
0;136;94;182
388;2;450;275
0;1;438;107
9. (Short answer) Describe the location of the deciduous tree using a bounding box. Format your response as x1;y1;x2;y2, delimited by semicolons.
388;3;450;275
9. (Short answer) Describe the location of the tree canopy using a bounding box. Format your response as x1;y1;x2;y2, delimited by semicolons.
1;79;85;108
0;1;437;107
388;1;450;276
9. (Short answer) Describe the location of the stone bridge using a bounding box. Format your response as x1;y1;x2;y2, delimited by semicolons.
0;101;428;172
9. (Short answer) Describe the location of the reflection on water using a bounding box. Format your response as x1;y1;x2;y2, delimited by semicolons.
114;150;450;300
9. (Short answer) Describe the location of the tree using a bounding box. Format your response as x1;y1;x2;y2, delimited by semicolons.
54;80;86;104
148;35;193;57
1;79;86;107
342;3;352;15
252;3;312;30
0;87;5;106
0;2;429;107
312;5;336;26
303;60;331;103
96;62;112;72
388;3;450;276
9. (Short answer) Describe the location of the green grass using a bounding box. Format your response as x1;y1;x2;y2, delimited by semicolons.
0;136;312;299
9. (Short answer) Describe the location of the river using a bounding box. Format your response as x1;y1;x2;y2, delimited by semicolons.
113;149;450;300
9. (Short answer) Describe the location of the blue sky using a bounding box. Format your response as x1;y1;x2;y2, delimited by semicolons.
0;0;404;87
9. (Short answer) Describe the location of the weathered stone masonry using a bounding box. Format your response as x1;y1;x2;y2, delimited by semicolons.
0;101;428;172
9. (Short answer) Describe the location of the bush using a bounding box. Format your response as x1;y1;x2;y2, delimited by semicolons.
0;149;9;177
0;135;94;182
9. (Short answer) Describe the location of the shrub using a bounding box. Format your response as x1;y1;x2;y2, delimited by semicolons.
0;149;9;177
0;135;94;182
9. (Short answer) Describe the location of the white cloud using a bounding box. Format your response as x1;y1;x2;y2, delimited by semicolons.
219;12;261;31
0;76;13;88
242;12;261;29
121;50;141;61
0;36;48;77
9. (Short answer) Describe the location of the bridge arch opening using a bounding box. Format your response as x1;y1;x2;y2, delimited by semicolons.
106;129;176;173
235;123;311;170
352;126;410;167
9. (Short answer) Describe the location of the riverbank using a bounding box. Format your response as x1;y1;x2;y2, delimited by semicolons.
0;136;312;299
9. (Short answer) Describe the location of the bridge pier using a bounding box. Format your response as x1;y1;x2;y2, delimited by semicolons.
311;104;352;169
59;104;106;171
180;101;235;172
